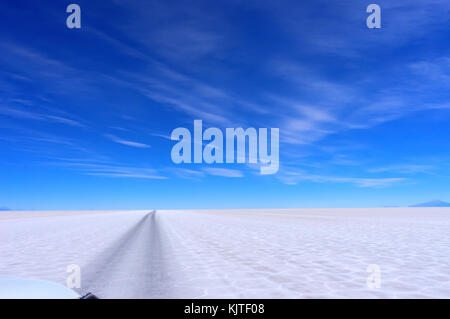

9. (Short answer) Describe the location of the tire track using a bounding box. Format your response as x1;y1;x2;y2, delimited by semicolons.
79;210;169;298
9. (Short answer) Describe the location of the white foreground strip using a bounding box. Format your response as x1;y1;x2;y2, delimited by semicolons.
1;208;450;298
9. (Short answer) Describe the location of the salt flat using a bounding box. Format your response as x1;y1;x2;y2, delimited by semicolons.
0;208;449;298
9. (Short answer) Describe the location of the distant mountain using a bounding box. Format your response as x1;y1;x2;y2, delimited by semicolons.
410;200;450;207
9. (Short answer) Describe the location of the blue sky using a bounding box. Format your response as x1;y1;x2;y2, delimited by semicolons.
1;0;450;210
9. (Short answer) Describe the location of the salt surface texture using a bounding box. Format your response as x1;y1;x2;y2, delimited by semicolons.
0;208;449;298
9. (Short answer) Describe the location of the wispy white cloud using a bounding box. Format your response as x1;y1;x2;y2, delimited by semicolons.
203;167;244;178
278;168;406;187
266;95;338;145
168;167;246;180
268;54;450;152
85;172;166;179
110;0;229;62
142;91;228;125
150;132;172;140
256;0;450;56
152;24;223;60
170;168;206;180
50;161;167;180
369;164;435;174
0;106;85;128
0;106;43;120
105;134;151;148
0;43;75;75
46;115;84;128
270;60;354;103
